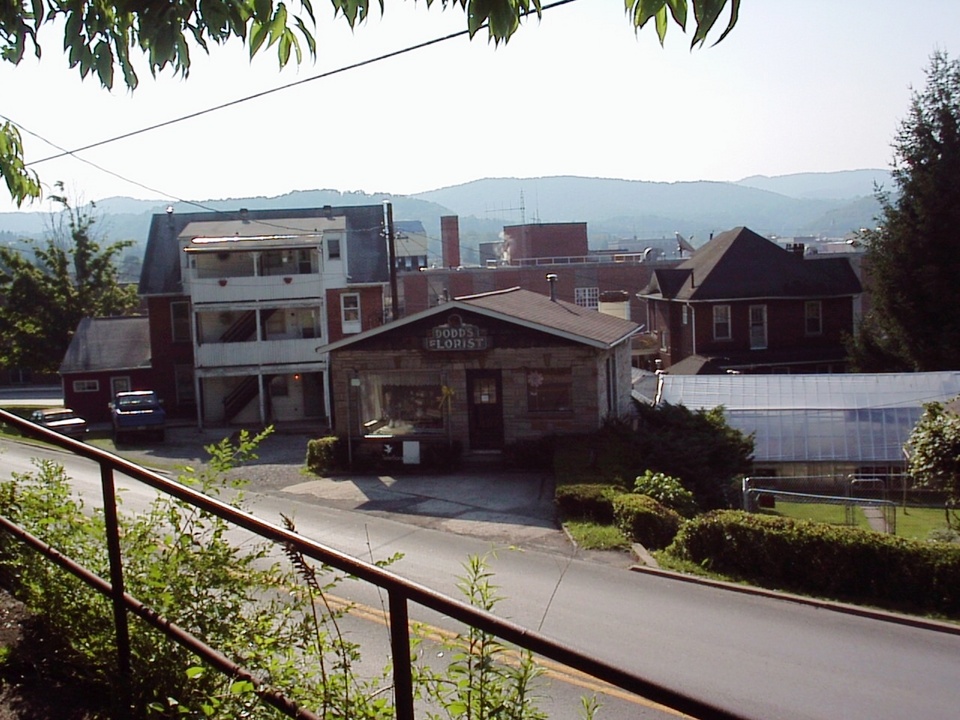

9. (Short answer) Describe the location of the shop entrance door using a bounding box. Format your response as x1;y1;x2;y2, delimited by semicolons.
466;370;504;450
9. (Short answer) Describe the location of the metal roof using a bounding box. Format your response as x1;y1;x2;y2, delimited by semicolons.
656;372;960;463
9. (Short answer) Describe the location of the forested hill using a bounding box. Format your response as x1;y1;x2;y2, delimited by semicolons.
0;170;890;258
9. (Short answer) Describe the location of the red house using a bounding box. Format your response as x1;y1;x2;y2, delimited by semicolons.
637;227;862;374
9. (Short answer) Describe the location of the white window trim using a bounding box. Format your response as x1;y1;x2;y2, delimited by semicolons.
574;287;599;310
713;305;731;341
341;292;361;334
749;304;768;350
73;379;100;393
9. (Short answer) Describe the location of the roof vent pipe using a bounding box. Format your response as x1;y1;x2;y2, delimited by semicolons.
546;273;558;301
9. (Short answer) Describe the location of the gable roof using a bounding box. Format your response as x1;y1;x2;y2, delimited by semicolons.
60;316;152;374
139;205;387;296
320;287;640;353
639;226;862;301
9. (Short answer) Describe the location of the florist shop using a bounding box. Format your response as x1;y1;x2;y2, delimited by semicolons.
322;287;639;465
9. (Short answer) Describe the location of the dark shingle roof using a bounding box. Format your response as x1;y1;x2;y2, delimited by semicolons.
60;316;151;374
639;226;862;301
321;287;639;353
457;288;639;347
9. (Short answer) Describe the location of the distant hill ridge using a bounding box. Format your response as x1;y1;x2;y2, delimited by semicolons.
0;170;892;255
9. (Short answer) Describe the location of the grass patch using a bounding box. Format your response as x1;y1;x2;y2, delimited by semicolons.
563;520;630;550
894;506;954;541
763;500;955;540
762;500;869;529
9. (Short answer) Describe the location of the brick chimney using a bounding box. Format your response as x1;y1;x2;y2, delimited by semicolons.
440;216;461;268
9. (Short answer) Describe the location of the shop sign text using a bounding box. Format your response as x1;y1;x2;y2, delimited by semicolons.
425;323;488;351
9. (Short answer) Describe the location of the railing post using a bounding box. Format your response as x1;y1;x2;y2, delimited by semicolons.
100;463;133;719
389;593;415;720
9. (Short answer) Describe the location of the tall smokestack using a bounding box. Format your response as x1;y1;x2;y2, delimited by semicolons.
440;216;461;268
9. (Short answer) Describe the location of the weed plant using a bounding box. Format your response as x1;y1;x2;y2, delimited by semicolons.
0;430;600;718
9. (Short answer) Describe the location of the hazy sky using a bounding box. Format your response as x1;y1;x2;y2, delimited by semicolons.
3;1;959;214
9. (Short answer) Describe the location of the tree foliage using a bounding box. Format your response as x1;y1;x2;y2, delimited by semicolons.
0;0;740;206
850;51;960;371
907;400;960;525
0;186;140;372
594;403;754;510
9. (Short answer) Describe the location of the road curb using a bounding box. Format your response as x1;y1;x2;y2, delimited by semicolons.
628;563;960;635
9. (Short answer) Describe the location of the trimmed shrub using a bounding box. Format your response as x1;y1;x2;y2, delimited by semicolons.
419;440;463;473
555;484;620;524
633;470;699;518
613;494;682;550
669;510;960;615
502;435;559;471
306;436;340;474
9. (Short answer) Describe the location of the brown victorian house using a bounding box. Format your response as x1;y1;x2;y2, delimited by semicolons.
637;227;862;374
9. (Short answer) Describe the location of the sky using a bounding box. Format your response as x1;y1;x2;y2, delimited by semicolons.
3;1;960;214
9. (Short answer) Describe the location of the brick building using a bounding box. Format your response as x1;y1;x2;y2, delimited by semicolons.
323;287;638;459
637;227;862;374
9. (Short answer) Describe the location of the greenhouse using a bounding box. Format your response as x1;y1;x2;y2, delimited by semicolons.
653;371;960;478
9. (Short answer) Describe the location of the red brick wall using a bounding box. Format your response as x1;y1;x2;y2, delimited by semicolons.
147;296;195;417
502;223;588;261
325;286;386;343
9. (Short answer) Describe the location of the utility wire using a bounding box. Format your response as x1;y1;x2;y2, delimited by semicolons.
26;0;579;168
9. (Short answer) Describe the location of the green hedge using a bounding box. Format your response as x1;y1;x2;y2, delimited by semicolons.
554;484;620;524
613;494;681;550
306;436;341;474
669;510;960;615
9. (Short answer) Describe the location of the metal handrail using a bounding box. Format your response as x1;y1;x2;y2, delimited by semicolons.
0;409;743;720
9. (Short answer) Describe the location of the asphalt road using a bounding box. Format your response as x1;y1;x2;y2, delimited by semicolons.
2;432;959;720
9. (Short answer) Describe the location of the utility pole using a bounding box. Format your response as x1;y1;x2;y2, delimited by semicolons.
383;200;399;322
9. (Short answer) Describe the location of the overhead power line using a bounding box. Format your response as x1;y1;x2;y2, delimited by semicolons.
25;0;579;168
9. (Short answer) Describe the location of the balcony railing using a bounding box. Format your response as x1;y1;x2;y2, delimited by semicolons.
0;409;742;720
195;337;322;369
184;273;329;304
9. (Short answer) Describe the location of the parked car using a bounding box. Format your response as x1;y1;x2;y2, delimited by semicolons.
29;408;89;439
109;390;166;443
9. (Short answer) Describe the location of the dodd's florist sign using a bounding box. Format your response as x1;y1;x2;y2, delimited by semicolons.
425;315;489;351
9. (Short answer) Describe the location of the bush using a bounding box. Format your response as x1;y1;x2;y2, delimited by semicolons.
633;470;699;518
555;484;620;524
306;435;341;474
669;510;960;615
612;494;682;550
502;435;559;471
419;440;463;473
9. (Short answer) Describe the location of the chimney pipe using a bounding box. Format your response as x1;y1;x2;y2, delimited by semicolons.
546;273;558;301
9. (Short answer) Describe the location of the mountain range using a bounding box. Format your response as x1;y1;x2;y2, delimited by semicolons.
0;170;893;264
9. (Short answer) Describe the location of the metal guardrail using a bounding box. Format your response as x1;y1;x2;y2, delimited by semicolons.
0;408;743;720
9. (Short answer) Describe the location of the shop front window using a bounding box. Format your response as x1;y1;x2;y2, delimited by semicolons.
359;371;447;435
526;369;572;412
